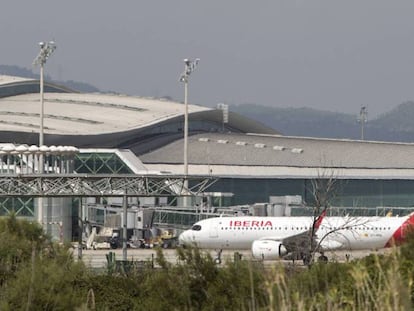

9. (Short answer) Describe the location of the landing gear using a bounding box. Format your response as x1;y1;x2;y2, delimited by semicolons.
302;253;312;266
214;249;223;265
318;253;328;263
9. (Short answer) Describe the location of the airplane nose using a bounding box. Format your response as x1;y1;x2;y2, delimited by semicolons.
179;231;190;245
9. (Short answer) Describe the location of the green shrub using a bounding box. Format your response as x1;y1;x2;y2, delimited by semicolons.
0;245;88;310
1;214;414;310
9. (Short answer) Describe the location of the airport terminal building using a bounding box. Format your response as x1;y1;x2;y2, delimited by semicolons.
1;74;414;239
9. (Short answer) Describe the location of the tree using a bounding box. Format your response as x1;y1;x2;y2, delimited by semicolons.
306;169;339;264
0;214;47;286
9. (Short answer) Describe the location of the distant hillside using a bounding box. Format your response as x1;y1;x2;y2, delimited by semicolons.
231;102;414;143
0;65;100;93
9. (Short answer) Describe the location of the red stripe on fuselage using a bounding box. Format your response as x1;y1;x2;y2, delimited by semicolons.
385;213;414;247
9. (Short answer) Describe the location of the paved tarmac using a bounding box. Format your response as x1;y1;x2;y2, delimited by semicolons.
75;247;389;269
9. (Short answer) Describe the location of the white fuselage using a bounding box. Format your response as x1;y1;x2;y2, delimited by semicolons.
318;216;404;250
179;215;412;251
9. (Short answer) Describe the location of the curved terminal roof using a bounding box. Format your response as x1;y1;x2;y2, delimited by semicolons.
0;75;277;150
0;75;73;98
0;75;33;85
0;92;210;135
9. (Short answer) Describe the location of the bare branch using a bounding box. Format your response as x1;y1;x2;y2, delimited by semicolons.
310;217;373;264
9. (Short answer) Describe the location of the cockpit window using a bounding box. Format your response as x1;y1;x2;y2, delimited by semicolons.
191;225;202;231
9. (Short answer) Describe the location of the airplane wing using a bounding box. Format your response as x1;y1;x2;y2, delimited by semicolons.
253;210;327;260
281;230;314;254
281;209;327;253
318;239;344;250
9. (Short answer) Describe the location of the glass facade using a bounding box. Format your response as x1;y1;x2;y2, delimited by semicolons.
206;178;414;216
74;153;133;174
0;197;34;217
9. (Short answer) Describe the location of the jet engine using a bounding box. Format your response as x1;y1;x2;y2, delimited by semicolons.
251;240;288;260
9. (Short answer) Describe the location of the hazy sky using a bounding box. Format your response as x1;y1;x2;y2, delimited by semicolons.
2;1;414;117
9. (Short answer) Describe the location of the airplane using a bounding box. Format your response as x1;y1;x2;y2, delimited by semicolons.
178;212;414;264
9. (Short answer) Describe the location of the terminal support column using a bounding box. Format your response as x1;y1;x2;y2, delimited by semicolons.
123;193;128;261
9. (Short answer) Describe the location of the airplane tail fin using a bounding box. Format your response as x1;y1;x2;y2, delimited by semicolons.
385;211;414;247
405;211;414;226
314;209;327;230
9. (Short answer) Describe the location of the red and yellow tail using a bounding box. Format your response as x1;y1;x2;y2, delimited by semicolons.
385;212;414;247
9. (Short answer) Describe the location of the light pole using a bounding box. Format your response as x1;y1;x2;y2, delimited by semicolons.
357;106;368;140
179;58;200;207
217;103;229;132
33;41;57;148
33;41;56;224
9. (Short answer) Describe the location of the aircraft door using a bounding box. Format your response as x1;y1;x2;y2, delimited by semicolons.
209;221;219;238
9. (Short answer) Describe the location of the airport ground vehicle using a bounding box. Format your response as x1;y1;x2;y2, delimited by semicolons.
161;236;178;249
